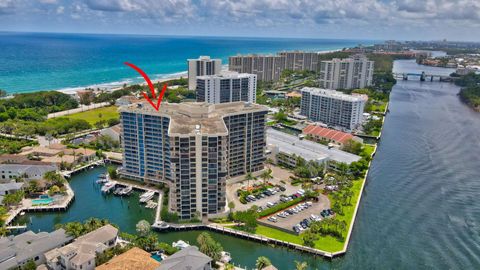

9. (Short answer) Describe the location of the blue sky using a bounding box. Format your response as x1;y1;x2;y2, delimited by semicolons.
0;0;479;41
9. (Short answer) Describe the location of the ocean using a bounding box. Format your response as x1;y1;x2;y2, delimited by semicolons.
0;32;373;94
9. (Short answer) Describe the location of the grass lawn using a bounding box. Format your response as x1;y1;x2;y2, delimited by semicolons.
363;144;376;157
65;106;119;125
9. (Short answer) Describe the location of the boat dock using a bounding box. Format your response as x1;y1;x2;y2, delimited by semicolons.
5;182;75;226
62;160;105;178
153;223;335;258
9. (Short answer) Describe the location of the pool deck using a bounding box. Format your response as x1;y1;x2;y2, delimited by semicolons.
5;182;75;226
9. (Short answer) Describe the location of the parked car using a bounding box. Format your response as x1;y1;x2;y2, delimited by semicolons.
267;216;278;222
266;202;275;208
279;186;286;192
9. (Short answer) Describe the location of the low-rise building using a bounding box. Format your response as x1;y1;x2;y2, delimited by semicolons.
303;125;363;146
96;247;160;270
0;164;57;182
156;246;212;270
266;128;361;167
0;229;72;269
45;224;118;270
100;124;122;143
115;95;142;106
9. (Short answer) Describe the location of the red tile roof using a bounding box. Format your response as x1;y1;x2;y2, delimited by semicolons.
303;125;354;144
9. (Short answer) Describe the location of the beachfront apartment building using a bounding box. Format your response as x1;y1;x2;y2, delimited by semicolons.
119;102;268;219
228;51;327;82
187;56;222;90
196;72;257;104
229;54;286;81
278;51;320;71
300;87;368;130
318;54;374;90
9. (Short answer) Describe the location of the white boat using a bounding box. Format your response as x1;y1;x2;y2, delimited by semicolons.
220;251;232;263
96;178;108;184
101;182;116;193
121;186;133;196
172;240;190;249
139;191;155;203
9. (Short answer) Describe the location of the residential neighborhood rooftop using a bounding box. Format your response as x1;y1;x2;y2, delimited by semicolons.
96;247;160;270
303;125;355;144
267;128;361;164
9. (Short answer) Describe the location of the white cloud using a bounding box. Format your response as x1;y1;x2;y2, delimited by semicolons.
56;5;64;14
39;0;58;4
0;0;14;14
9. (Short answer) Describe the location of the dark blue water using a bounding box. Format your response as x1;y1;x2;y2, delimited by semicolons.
0;32;370;94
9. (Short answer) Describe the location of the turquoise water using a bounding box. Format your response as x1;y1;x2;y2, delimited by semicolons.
32;198;54;205
0;32;373;94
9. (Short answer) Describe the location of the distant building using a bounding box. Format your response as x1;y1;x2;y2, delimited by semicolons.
196;72;256;104
100;124;122;143
157;246;212;270
300;87;368;130
115;95;142;106
188;56;222;90
456;67;476;76
278;51;320;71
229;51;322;82
0;229;72;269
119;102;268;219
229;54;286;81
266;128;361;167
318;55;374;90
264;90;286;100
96;247;160;270
303;125;363;146
45;224;118;270
0;164;57;182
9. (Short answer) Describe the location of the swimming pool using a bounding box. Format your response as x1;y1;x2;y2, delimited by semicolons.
151;254;162;262
32;198;54;205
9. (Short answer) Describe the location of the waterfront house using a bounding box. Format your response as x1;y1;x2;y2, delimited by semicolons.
0;229;72;269
156;246;212;270
0;163;57;182
96;247;160;270
45;224;118;270
100;124;122;143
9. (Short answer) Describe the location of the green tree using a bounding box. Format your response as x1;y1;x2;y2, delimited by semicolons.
21;260;36;270
136;220;151;237
260;168;273;186
244;172;256;190
295;261;308;270
48;185;61;196
107;166;118;179
196;232;223;262
302;229;318;247
255;256;272;270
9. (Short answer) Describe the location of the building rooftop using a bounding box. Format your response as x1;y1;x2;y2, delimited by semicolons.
303;125;355;144
301;87;368;102
0;229;72;269
119;101;268;136
96;247;160;270
0;182;24;193
267;128;361;164
197;71;254;80
156;246;212;270
187;55;220;61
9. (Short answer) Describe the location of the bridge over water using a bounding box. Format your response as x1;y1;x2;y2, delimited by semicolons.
393;71;454;82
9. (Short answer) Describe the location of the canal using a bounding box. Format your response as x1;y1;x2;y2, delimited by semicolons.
18;59;480;269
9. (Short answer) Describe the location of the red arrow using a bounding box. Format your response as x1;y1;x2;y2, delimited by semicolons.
124;62;167;111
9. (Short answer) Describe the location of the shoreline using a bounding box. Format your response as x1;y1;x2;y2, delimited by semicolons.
8;48;347;96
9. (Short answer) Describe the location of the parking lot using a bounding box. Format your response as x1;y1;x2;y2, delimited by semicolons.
258;194;331;234
226;166;298;211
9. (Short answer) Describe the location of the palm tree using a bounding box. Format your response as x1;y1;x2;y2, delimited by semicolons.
260;168;273;186
255;256;272;270
245;172;256;190
295;261;308;270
